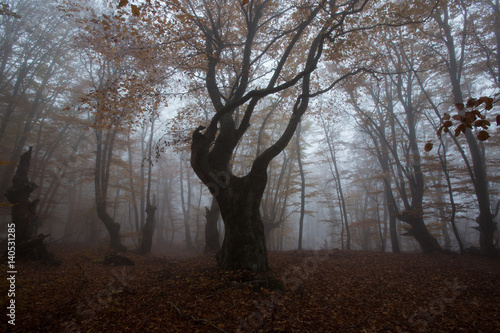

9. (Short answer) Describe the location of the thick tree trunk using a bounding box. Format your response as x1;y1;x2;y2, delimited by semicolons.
139;200;156;254
477;211;497;257
261;217;271;243
96;203;126;252
399;208;441;254
5;147;38;243
205;198;220;252
216;175;269;272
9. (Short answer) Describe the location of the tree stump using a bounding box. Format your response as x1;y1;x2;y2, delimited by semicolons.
4;148;59;264
5;147;38;243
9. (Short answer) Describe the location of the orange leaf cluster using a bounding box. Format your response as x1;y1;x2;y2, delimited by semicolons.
436;96;497;143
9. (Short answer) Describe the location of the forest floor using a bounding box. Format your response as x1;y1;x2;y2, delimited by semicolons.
2;244;500;333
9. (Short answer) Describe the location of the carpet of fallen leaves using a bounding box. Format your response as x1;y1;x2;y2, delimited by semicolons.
2;244;500;333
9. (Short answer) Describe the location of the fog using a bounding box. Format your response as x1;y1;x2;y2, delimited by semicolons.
1;0;498;261
1;0;500;331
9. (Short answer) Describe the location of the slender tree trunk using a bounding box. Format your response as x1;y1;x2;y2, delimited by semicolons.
296;122;306;250
438;150;463;253
139;116;157;254
139;197;157;254
155;171;166;245
64;181;81;238
320;115;351;250
493;0;500;87
436;4;497;257
331;181;345;250
332;149;350;251
385;187;401;253
166;179;176;247
375;197;386;252
139;127;147;230
127;135;140;233
262;151;292;244
180;157;193;249
279;222;285;251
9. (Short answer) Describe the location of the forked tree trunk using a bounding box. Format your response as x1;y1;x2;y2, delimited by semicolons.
189;2;331;271
94;129;126;252
215;175;269;272
96;203;126;252
395;67;442;254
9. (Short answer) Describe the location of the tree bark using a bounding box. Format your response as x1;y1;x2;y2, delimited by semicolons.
385;186;401;253
295;122;306;250
215;174;269;272
204;197;220;252
398;209;441;253
139;199;157;254
95;204;125;252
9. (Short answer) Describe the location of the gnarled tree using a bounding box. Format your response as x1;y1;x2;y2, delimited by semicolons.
164;0;371;271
